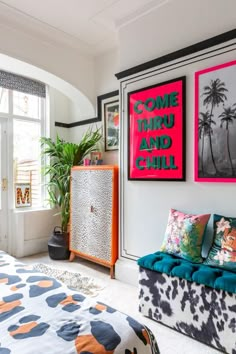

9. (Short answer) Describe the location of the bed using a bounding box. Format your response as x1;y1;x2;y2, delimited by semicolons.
0;251;159;354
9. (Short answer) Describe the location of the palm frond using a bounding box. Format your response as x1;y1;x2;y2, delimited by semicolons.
202;78;228;108
41;127;102;231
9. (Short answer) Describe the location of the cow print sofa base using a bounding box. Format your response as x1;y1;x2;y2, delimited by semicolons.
138;252;236;354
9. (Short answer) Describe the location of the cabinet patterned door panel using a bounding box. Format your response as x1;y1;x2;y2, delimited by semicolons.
70;166;118;267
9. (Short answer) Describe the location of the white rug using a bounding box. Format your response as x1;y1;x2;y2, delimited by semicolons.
32;263;104;296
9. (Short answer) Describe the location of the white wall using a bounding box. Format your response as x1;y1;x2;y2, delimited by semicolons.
95;49;120;95
50;87;71;142
0;31;95;123
0;22;95;106
95;49;120;165
116;0;236;285
69;49;120;165
69;123;102;146
11;209;60;257
119;0;236;70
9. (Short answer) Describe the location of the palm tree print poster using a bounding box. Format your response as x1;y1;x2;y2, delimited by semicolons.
195;60;236;182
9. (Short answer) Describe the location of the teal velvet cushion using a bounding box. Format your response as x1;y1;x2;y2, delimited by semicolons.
138;251;236;293
204;214;236;272
160;209;210;263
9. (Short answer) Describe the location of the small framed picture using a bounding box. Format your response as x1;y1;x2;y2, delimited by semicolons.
90;151;102;165
15;183;31;208
97;90;119;151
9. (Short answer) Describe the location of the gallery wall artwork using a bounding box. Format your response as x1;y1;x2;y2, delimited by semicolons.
97;90;119;151
195;60;236;182
128;77;186;180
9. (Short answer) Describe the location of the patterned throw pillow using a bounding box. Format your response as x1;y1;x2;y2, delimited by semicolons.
204;214;236;271
160;209;210;263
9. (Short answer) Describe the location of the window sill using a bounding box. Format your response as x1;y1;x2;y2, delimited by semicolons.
13;207;53;213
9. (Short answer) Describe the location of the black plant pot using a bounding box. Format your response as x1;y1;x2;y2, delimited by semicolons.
48;226;70;260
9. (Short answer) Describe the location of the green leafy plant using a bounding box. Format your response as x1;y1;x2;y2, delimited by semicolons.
41;127;102;233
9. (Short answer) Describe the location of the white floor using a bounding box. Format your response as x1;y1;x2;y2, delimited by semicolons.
21;253;220;354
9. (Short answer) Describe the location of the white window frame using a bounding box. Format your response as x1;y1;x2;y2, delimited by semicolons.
0;87;48;210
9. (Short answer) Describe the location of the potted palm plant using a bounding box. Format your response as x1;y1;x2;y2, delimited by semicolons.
41;127;102;259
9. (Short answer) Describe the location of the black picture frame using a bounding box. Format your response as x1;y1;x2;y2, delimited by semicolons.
128;76;186;181
97;90;119;151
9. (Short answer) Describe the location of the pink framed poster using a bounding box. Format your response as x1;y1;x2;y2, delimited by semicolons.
128;77;186;180
195;60;236;182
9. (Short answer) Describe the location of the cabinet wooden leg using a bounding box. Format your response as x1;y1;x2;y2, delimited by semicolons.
110;265;115;279
69;251;75;262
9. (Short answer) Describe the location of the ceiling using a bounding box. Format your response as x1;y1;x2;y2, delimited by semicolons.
0;0;169;55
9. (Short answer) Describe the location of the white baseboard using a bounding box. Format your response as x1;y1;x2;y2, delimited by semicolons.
115;257;139;286
0;239;8;253
22;237;48;257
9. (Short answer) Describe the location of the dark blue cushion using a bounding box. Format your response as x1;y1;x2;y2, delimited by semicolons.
137;251;236;293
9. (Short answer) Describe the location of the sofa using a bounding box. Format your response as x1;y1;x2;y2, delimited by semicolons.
138;251;236;354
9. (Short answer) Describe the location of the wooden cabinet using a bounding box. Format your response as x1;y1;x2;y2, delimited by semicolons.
69;165;118;278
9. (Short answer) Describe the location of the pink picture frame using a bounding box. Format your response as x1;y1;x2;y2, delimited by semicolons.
195;60;236;182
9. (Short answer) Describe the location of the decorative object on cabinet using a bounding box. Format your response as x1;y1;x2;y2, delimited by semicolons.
90;151;102;164
70;165;118;278
83;158;91;166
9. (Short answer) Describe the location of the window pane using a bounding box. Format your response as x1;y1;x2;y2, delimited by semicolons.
13;91;41;119
0;88;9;113
13;120;41;207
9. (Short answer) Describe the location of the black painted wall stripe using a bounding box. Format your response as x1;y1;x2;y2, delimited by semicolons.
54;122;69;128
55;117;100;128
115;28;236;80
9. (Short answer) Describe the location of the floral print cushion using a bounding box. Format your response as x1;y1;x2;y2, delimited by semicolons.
160;208;210;263
204;214;236;271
